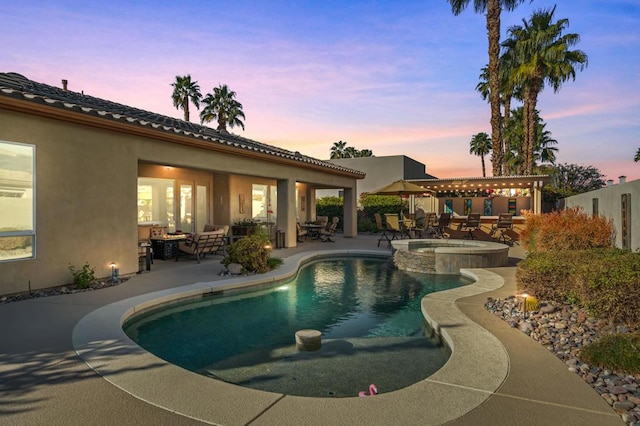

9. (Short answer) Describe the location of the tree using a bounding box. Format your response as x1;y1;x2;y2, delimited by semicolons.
505;6;588;175
635;148;640;162
469;132;492;177
171;75;202;122
449;0;526;176
200;84;245;132
344;146;360;158
533;122;558;166
543;163;605;203
330;141;374;158
503;107;557;174
330;140;348;159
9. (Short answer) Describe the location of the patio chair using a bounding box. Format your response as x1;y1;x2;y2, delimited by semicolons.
433;212;451;239
459;213;481;239
411;212;435;238
383;214;404;240
296;222;308;242
320;217;339;242
315;216;329;229
491;213;515;245
175;229;226;263
374;213;392;247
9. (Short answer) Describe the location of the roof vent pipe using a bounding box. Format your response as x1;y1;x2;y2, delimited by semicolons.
62;79;68;91
619;176;626;184
607;179;614;186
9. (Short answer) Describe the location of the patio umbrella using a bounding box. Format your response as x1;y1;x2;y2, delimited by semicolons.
369;179;433;217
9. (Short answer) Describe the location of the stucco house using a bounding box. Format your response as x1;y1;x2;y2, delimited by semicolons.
0;72;364;296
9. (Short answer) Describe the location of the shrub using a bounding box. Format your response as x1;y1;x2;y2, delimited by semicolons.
68;262;96;289
222;234;272;273
580;332;640;375
516;249;640;324
519;208;615;253
316;196;344;230
516;251;577;302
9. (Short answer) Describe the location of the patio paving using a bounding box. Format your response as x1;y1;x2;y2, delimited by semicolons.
0;234;623;425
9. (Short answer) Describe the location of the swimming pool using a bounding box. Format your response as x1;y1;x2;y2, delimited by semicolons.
124;257;472;397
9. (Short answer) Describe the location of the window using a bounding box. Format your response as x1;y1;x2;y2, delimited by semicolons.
252;184;277;222
137;177;175;231
0;141;35;261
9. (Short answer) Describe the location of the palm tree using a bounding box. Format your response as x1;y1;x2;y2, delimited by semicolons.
449;0;526;176
533;122;558;166
330;141;348;159
344;146;360;158
171;75;202;122
635;148;640;162
505;6;588;174
469;132;492;177
200;84;245;132
358;149;374;157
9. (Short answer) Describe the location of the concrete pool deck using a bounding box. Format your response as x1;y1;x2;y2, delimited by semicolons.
0;235;623;425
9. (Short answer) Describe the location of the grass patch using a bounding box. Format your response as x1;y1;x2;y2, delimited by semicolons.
267;257;283;270
581;332;640;375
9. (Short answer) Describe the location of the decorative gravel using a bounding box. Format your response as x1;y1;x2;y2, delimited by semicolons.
0;278;128;305
486;296;640;425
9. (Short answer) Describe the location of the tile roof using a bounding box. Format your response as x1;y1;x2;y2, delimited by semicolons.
0;72;364;177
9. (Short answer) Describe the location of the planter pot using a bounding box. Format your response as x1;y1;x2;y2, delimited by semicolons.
232;225;258;236
227;263;243;275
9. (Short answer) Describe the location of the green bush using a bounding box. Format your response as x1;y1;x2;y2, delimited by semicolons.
314;194;412;233
516;249;640;324
222;234;272;273
316;196;343;230
68;262;96;289
581;332;640;375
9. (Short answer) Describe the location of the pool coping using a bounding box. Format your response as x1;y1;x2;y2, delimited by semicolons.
72;249;508;426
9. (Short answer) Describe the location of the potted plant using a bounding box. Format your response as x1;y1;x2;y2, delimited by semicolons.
231;218;261;236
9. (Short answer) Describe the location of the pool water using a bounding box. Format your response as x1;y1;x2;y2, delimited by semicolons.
124;257;471;397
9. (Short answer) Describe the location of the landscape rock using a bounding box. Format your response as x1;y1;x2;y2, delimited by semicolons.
485;296;640;425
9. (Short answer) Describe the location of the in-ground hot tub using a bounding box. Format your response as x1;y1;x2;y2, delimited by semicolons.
390;239;509;274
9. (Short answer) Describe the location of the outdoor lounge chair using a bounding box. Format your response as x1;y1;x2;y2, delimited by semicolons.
319;217;339;242
175;229;226;263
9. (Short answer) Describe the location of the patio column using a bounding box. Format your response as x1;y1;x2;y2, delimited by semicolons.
533;181;542;214
343;186;357;238
309;191;317;221
277;178;296;248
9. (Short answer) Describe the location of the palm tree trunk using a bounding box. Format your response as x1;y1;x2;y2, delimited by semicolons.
525;94;538;175
183;101;190;122
503;95;511;175
481;155;486;177
487;0;503;177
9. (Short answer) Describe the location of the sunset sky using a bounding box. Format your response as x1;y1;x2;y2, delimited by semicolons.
3;0;639;181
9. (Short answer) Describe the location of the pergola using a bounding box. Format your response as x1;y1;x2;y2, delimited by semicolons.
408;175;551;215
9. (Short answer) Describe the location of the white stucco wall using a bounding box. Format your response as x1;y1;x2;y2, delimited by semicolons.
564;179;639;251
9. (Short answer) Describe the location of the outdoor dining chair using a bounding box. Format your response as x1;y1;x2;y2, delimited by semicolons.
374;213;392;247
383;214;404;240
459;213;481;239
433;212;451;239
491;213;515;245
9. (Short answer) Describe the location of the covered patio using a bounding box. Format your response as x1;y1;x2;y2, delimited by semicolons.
0;72;363;296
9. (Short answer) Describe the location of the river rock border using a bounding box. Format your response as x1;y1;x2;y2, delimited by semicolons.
485;296;640;425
